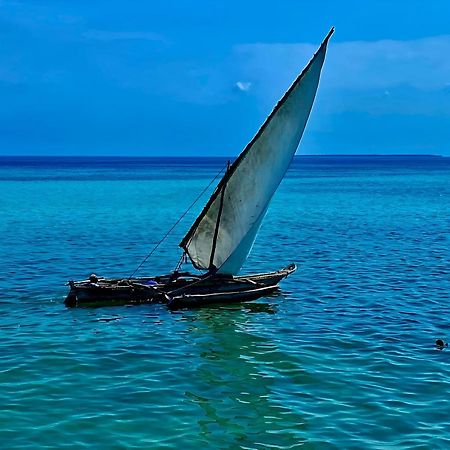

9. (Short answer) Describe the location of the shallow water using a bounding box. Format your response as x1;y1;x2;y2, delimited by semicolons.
1;155;450;449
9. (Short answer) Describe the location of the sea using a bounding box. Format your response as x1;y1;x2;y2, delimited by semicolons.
1;155;449;449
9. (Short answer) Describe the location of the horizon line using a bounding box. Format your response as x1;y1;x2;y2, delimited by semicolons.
0;153;447;158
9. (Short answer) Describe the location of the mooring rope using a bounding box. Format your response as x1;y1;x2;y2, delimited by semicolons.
128;163;227;279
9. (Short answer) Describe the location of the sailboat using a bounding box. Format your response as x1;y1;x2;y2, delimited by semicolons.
65;28;333;309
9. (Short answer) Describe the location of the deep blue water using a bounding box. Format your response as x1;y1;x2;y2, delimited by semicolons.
1;155;450;449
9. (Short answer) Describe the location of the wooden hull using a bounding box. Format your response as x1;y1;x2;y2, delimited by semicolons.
167;285;279;310
65;264;296;308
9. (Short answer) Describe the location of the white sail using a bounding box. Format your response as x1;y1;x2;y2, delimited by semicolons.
180;28;333;275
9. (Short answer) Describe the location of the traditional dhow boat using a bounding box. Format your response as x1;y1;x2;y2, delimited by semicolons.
65;265;296;308
65;28;333;309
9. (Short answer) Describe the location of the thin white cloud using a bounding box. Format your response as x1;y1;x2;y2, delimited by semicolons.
83;30;166;43
235;35;450;89
232;35;450;115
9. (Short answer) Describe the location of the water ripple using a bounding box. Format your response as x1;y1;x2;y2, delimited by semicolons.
1;158;450;448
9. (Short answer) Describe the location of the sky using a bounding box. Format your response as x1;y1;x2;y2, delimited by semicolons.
1;0;450;156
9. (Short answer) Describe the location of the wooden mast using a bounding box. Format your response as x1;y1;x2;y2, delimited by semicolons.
208;161;230;271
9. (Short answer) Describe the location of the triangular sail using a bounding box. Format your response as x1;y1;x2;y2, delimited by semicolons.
180;28;334;275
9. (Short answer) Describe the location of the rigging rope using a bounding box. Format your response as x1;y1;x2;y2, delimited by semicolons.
128;163;227;279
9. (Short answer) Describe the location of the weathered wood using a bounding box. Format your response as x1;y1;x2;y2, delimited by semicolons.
65;263;296;308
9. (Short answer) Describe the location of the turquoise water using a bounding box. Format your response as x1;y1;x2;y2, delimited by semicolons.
1;155;450;449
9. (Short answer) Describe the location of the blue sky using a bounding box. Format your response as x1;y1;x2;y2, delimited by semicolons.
1;0;450;156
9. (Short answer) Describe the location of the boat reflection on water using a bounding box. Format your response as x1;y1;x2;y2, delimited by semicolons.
179;303;311;447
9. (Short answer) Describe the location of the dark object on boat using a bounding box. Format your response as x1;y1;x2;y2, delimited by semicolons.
436;339;448;349
89;273;99;283
65;29;334;309
65;264;296;308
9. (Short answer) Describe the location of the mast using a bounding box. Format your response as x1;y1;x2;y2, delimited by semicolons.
208;160;231;271
209;184;226;271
